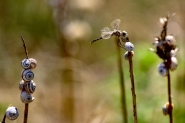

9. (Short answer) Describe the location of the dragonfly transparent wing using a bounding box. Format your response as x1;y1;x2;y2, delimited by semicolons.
101;27;113;39
111;19;121;30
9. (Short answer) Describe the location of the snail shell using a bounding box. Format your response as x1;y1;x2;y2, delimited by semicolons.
162;104;168;115
29;58;37;69
158;62;167;77
19;80;24;90
125;42;134;52
165;35;176;47
6;106;19;120
20;91;34;104
21;59;31;69
22;69;34;81
170;57;178;71
25;80;36;93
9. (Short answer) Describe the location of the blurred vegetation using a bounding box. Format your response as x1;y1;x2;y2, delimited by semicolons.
0;0;185;123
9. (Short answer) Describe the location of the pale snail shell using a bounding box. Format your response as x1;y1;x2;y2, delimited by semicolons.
21;58;37;69
170;57;178;71
25;80;36;93
21;59;31;69
165;35;176;46
19;80;24;90
22;69;34;81
162;102;174;116
162;104;168;116
29;58;37;69
125;42;134;52
20;91;34;104
124;51;134;60
158;62;167;77
6;106;19;120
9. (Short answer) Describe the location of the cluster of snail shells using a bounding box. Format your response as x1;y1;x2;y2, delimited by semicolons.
19;58;37;104
157;35;178;77
5;106;19;120
124;42;134;60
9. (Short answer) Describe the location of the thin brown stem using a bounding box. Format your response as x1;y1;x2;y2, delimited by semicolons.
1;113;6;123
167;71;173;123
23;103;29;123
128;52;138;123
115;38;128;123
21;36;29;59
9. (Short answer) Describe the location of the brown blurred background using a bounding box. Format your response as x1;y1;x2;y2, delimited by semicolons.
0;0;185;123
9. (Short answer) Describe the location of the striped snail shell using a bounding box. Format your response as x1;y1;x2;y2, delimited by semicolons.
25;80;36;93
19;80;24;90
6;106;19;120
20;91;34;104
21;59;31;69
29;58;37;69
22;69;34;81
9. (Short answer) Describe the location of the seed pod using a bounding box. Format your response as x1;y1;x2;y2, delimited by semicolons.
6;106;19;120
25;80;36;93
125;42;134;51
22;69;34;81
19;80;24;90
158;62;167;77
21;59;31;69
29;58;37;69
170;57;178;71
166;35;176;46
20;91;34;104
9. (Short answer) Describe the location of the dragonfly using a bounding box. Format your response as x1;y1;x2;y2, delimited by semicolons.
91;19;129;47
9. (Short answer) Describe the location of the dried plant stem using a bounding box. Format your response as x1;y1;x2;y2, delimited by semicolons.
115;38;128;123
167;71;173;123
21;36;29;59
1;113;6;123
20;36;29;123
23;104;29;123
128;52;138;123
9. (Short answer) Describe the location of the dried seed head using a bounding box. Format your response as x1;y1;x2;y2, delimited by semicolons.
24;80;36;94
20;91;34;104
22;69;34;82
6;106;19;120
125;42;134;51
170;56;178;71
158;62;168;76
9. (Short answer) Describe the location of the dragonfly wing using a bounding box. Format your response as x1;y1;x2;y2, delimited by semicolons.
101;31;113;39
111;19;121;30
101;27;111;32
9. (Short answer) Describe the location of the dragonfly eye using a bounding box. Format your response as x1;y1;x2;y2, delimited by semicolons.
121;31;128;37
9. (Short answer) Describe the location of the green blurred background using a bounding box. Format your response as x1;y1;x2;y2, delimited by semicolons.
0;0;185;123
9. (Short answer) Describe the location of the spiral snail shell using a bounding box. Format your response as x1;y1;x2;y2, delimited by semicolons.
21;58;37;69
25;80;36;93
21;59;31;69
19;80;24;90
20;91;34;104
6;106;19;120
29;58;37;69
22;69;34;81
